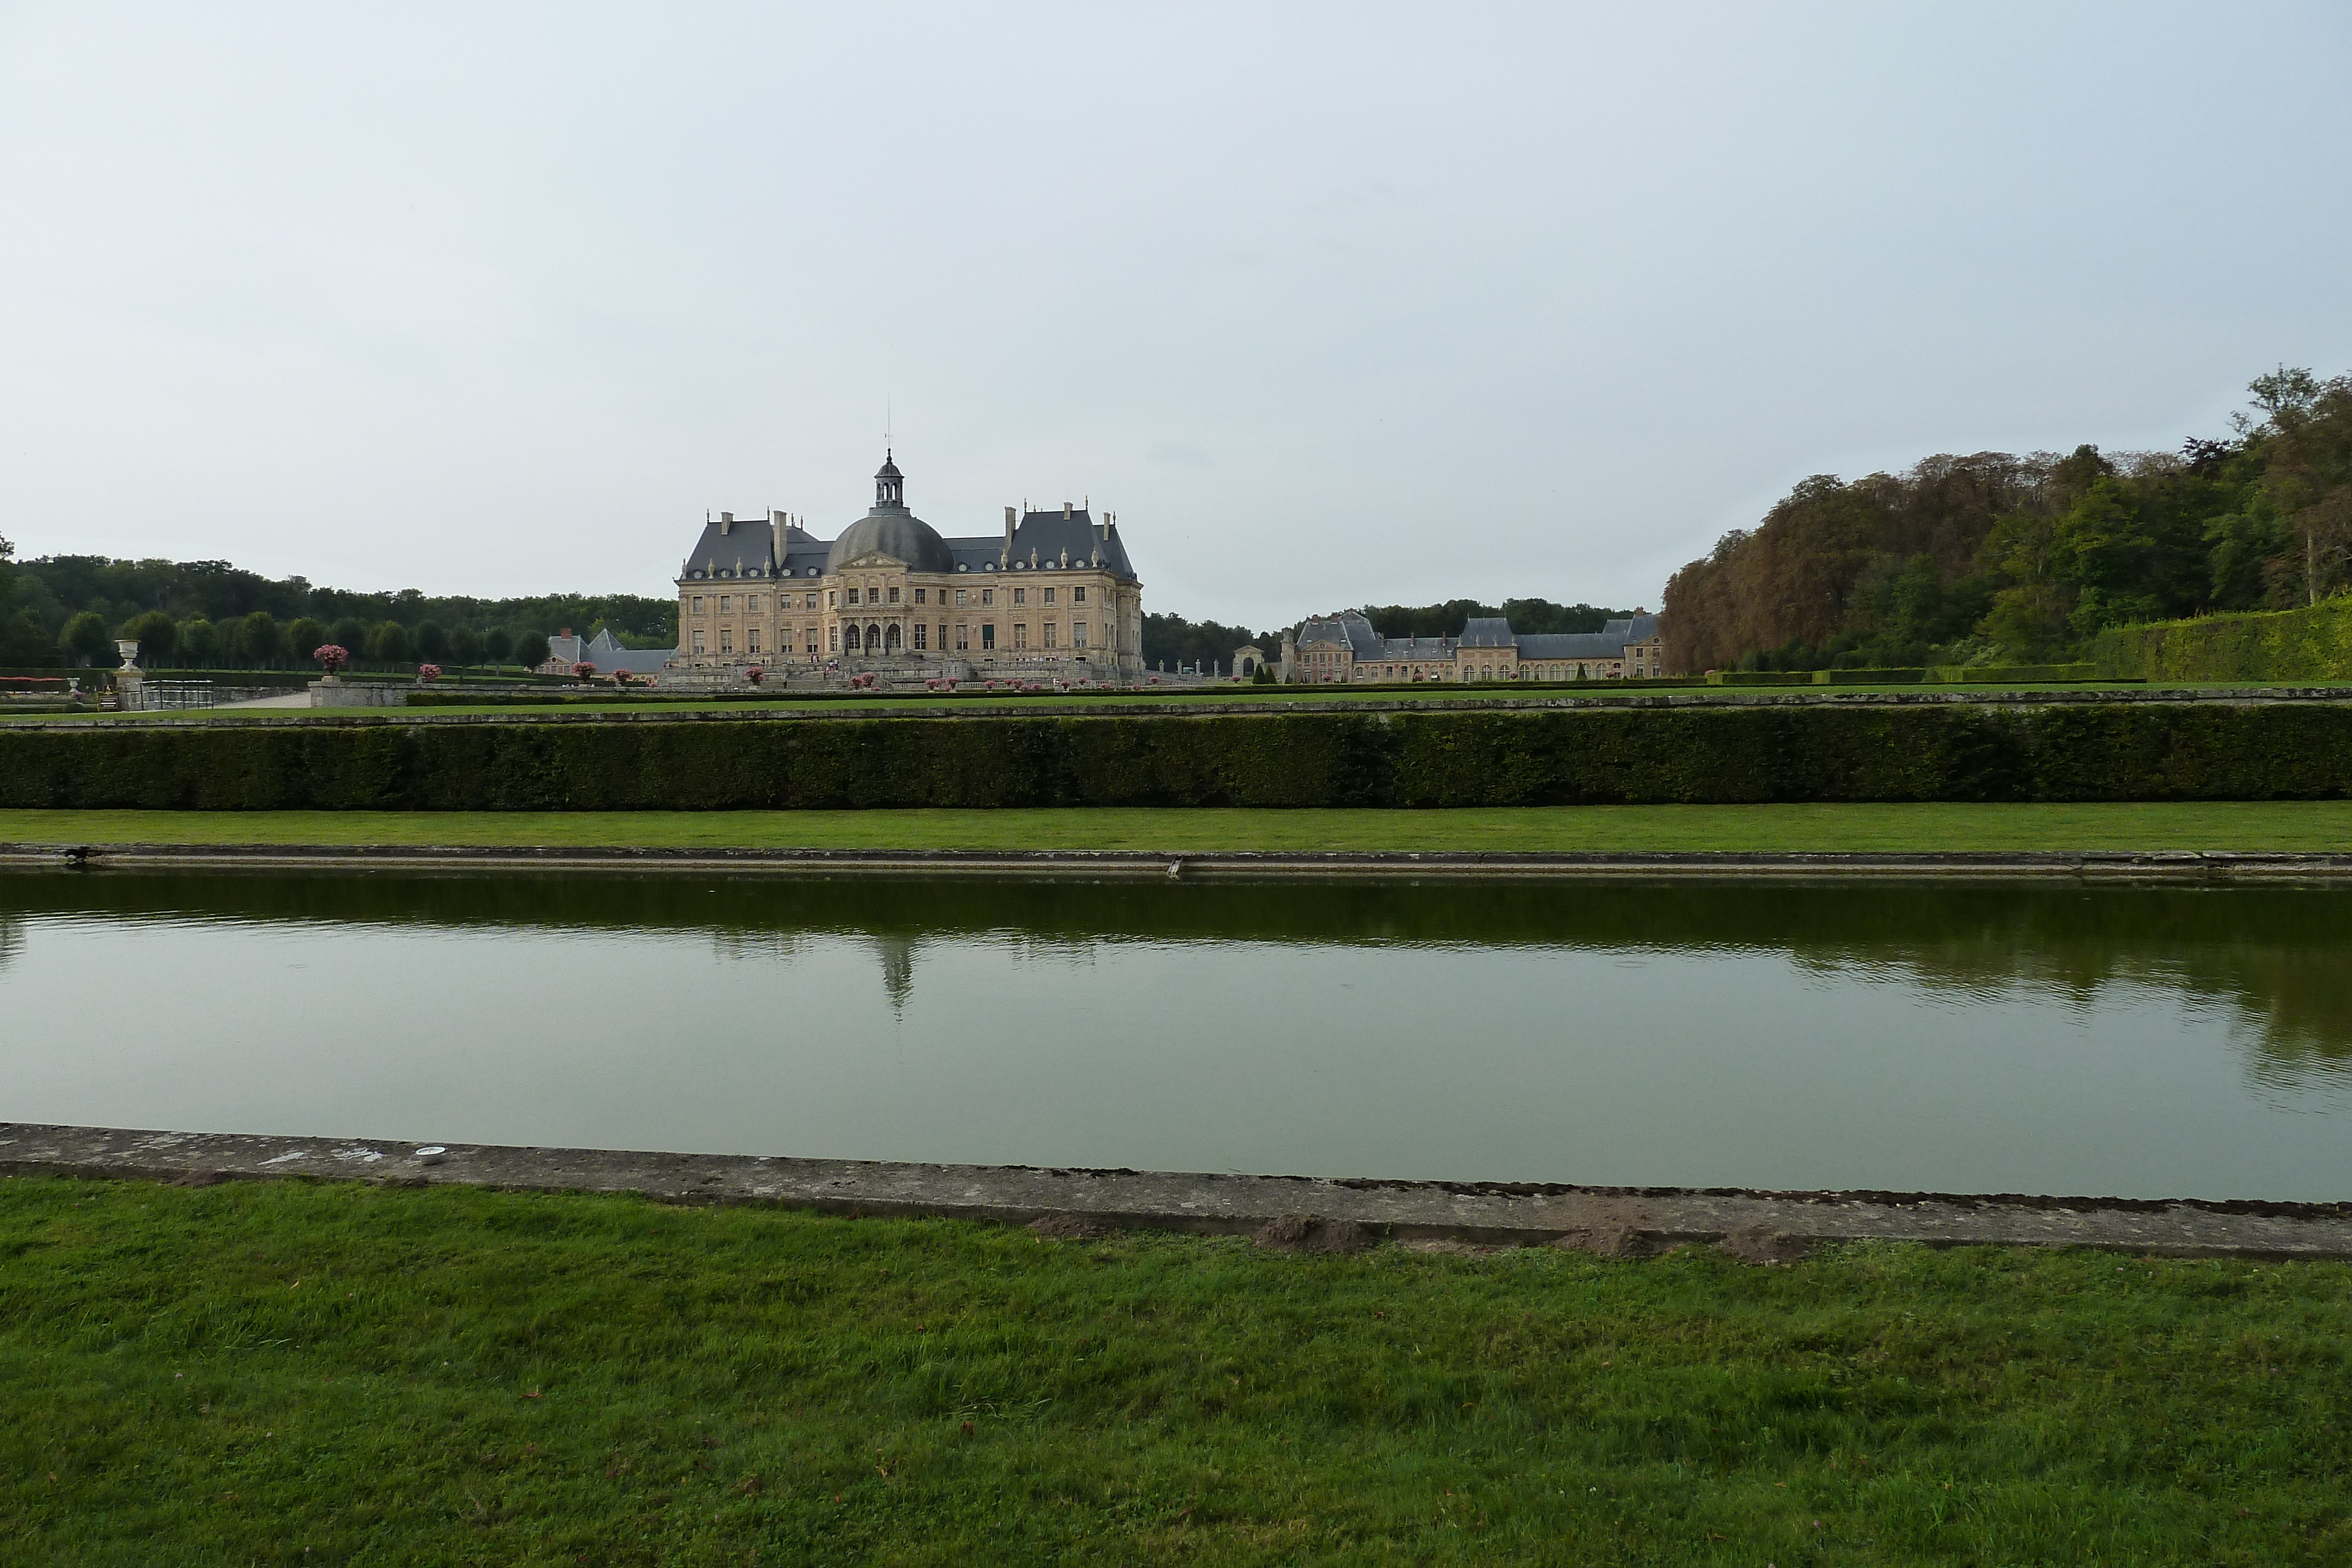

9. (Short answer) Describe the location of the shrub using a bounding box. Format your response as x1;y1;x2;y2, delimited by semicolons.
1927;664;2102;684
9;702;2352;811
2092;598;2352;683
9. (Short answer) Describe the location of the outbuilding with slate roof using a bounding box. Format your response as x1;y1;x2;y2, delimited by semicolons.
1284;611;1667;683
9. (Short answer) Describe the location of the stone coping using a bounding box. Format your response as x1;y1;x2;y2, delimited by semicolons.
2;843;2351;880
4;1123;2347;1259
12;684;2352;731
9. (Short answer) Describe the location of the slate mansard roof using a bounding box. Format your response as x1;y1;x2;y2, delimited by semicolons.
1294;612;1660;663
546;627;674;673
679;460;1140;586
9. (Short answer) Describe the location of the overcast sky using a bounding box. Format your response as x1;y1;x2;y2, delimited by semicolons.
3;3;2349;628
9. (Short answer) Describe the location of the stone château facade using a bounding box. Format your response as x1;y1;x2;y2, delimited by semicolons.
1282;612;1666;683
675;454;1145;680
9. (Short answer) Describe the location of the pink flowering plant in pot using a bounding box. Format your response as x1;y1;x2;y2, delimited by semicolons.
744;666;765;686
416;663;442;683
572;661;597;681
313;644;350;678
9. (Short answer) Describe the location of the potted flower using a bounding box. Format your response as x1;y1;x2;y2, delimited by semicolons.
573;661;597;682
314;644;350;683
417;663;442;683
743;666;764;686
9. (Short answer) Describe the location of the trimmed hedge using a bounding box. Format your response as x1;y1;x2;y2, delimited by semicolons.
1929;664;2101;684
2092;598;2352;683
1705;672;1814;687
8;703;2352;810
1813;668;1926;685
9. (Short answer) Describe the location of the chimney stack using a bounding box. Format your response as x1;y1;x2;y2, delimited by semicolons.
719;511;733;536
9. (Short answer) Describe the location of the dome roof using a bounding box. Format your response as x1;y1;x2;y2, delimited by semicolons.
825;509;956;575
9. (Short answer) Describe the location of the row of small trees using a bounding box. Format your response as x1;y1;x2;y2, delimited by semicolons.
62;609;556;672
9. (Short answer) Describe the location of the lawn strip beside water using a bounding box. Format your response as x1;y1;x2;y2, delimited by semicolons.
6;801;2352;854
0;1175;2342;1565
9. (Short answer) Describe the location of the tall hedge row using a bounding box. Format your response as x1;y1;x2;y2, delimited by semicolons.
7;704;2352;810
2092;597;2352;683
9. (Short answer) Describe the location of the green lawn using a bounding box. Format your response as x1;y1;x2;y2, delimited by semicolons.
4;801;2352;854
1;1176;2343;1564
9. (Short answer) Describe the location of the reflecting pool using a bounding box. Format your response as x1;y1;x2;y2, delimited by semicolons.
3;871;2348;1199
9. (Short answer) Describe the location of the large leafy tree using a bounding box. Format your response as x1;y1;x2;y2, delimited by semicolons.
118;609;178;665
58;610;113;667
1662;369;2352;670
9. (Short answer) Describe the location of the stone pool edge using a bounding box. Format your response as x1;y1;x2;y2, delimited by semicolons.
6;1122;2350;1260
6;841;2352;880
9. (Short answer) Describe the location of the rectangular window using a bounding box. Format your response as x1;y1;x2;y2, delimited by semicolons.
937;623;947;651
913;587;926;605
1013;623;1028;650
981;623;995;650
1073;621;1087;648
719;595;731;613
1043;622;1057;649
748;595;761;613
887;586;900;604
1073;586;1086;603
913;623;927;650
846;587;859;606
1043;587;1056;606
804;627;817;654
955;624;969;651
691;596;704;614
805;593;817;610
828;626;839;651
1013;586;1027;606
719;628;734;654
954;588;968;606
981;588;994;607
747;628;761;654
827;591;838;609
692;630;706;654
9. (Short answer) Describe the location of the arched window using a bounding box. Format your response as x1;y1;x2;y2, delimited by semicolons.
884;623;902;652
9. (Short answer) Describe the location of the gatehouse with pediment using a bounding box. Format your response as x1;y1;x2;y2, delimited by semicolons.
674;453;1145;681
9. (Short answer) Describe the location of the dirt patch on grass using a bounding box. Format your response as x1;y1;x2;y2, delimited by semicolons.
1027;1213;1107;1241
1716;1223;1813;1265
1254;1214;1371;1254
1548;1199;1668;1258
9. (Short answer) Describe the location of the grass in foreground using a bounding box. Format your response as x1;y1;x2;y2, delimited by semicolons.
4;801;2352;854
1;1176;2344;1564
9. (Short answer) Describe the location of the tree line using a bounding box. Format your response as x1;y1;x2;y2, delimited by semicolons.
0;551;675;671
1662;367;2352;674
0;539;1637;679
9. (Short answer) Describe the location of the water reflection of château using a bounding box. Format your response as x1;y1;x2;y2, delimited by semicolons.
5;871;2349;1073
